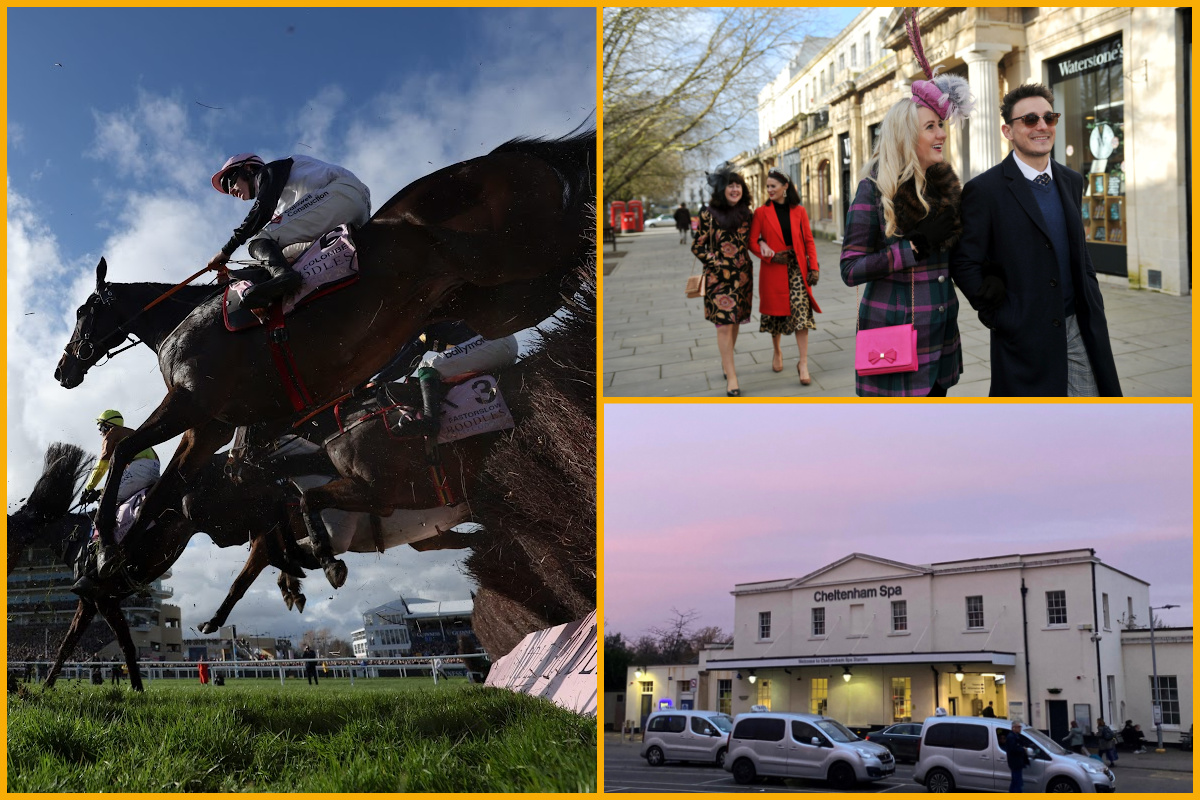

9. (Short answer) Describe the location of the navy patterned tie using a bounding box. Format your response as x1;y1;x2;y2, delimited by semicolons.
1033;173;1051;187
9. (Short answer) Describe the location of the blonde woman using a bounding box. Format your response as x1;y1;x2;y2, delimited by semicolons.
839;52;975;396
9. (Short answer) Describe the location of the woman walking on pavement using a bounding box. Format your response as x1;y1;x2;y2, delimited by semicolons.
750;169;821;385
692;164;754;396
839;10;974;397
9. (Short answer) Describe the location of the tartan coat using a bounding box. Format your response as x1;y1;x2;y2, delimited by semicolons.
840;175;963;397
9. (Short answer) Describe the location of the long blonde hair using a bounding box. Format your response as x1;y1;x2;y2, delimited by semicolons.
862;99;930;238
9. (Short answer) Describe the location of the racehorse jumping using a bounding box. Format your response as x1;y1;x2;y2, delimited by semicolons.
54;131;595;579
8;443;313;689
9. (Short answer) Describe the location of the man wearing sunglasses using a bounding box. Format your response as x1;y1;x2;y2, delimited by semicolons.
953;83;1121;396
206;152;372;309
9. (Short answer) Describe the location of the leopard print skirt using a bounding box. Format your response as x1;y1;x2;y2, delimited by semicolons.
759;250;815;335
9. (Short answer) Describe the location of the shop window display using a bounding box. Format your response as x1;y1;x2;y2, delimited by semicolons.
1050;35;1126;272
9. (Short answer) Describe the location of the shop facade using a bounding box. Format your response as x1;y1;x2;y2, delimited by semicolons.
734;6;1190;295
622;549;1192;744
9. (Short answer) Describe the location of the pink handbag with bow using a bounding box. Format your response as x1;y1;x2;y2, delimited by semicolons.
854;323;919;375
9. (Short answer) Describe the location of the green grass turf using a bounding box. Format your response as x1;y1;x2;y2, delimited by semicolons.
7;677;596;792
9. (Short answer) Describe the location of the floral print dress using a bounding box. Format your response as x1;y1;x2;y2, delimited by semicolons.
692;207;753;326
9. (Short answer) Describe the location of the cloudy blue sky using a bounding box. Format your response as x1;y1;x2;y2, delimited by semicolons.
7;7;595;642
604;405;1193;639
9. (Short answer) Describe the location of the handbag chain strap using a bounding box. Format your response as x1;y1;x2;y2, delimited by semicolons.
855;247;917;333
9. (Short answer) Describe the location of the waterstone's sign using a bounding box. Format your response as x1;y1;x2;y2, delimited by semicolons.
1050;35;1123;82
814;584;903;602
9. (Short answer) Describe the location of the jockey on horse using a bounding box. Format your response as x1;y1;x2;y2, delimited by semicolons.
72;409;160;596
206;152;372;309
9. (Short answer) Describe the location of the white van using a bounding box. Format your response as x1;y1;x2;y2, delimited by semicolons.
723;711;895;789
640;709;735;767
913;715;1116;792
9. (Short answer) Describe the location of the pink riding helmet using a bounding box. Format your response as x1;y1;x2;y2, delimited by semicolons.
211;153;265;194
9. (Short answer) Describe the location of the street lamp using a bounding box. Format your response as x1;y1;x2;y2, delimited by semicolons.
1149;604;1179;753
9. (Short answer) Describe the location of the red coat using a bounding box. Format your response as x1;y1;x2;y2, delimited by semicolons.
749;203;821;317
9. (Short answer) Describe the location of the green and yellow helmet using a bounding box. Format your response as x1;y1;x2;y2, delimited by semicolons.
96;409;124;427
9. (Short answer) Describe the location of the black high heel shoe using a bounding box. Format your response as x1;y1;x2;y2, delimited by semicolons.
726;388;741;397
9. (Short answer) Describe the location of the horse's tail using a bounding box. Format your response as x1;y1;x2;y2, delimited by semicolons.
491;129;596;214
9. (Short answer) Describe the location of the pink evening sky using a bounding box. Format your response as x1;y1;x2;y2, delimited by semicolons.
603;404;1192;640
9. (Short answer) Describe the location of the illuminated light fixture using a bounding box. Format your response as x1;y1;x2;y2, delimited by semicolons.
636;666;646;678
954;664;965;682
748;669;757;684
842;666;852;683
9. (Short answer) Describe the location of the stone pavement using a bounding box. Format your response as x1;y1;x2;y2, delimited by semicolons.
602;227;1191;398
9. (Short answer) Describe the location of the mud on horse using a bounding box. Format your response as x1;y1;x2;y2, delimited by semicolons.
54;131;595;583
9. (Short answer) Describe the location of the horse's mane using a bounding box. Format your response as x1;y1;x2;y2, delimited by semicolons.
23;442;93;521
491;130;596;213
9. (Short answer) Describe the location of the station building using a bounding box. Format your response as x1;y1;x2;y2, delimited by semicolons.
622;549;1192;745
733;6;1191;295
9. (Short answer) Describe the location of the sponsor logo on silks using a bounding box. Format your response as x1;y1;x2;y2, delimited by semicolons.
285;191;331;219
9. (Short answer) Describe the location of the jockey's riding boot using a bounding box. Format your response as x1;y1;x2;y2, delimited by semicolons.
96;542;125;579
404;367;443;436
243;238;302;309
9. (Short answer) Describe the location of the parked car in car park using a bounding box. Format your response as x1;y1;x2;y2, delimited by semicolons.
723;711;895;789
640;709;734;767
645;213;677;228
865;722;923;763
913;714;1116;792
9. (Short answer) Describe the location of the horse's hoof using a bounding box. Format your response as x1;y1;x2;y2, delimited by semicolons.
198;621;216;635
322;560;347;590
284;595;295;611
295;595;306;614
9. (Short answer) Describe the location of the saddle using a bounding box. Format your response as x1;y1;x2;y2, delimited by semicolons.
223;224;360;332
330;374;515;445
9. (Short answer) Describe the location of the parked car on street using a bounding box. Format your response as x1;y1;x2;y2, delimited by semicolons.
865;722;923;763
723;711;895;789
913;714;1115;792
645;213;677;228
640;709;734;767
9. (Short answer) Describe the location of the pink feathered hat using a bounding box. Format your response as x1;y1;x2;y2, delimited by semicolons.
905;10;974;124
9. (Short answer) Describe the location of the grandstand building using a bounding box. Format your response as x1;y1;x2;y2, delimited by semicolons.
7;544;183;662
351;596;477;659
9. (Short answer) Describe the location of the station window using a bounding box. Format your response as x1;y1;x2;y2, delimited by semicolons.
640;681;654;694
891;600;908;632
1047;591;1068;625
966;596;985;629
718;679;732;716
1151;676;1180;725
810;677;828;715
757;678;772;711
759;611;772;640
892;677;912;721
812;607;826;637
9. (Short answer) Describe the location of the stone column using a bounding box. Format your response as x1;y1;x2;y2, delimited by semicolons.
959;48;1009;178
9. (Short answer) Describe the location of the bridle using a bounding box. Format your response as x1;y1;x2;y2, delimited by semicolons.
63;285;143;369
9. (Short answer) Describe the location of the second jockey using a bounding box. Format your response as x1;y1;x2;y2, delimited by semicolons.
207;152;372;309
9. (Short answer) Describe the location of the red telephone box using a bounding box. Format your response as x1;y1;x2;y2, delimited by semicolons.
609;201;626;230
627;200;645;232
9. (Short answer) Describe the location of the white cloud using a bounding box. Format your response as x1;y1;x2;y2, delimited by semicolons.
8;37;594;642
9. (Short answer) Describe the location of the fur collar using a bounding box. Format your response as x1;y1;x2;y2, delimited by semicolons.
893;162;962;252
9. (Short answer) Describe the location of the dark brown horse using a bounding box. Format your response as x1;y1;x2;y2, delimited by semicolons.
7;443;316;689
55;132;594;577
